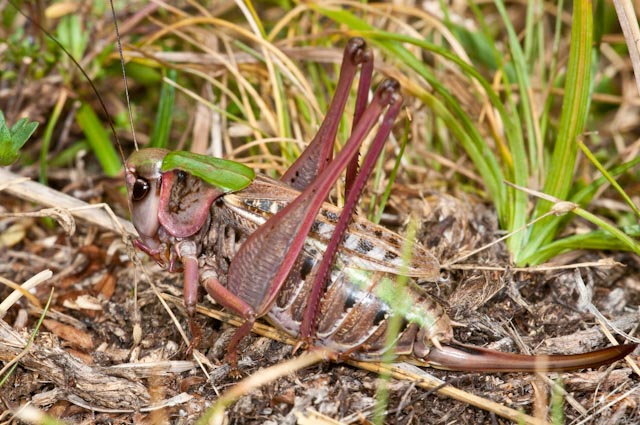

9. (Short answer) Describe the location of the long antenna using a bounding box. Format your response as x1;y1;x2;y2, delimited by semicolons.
109;0;138;151
8;0;128;163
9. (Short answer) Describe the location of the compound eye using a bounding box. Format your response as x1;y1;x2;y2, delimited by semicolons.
132;178;150;201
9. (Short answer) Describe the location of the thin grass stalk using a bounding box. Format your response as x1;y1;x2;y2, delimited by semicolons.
578;141;640;217
373;120;409;224
373;219;417;425
367;141;387;222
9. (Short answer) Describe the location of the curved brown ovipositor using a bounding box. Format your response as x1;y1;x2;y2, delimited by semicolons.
426;341;637;372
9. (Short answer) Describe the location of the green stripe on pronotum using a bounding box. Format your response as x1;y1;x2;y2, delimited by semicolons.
161;151;255;193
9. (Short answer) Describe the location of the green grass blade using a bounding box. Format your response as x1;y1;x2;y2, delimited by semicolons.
572;208;640;255
493;0;534;254
39;95;66;185
76;102;122;177
528;224;640;264
50;141;90;167
373;219;417;425
578;141;640;217
538;0;566;167
570;156;640;206
149;69;177;149
550;379;565;425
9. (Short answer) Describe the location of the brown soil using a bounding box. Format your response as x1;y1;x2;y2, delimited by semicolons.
1;185;638;424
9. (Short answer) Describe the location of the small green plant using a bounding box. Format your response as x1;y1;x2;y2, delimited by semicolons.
0;111;38;166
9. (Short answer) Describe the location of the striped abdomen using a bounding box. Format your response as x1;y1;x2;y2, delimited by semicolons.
267;244;453;361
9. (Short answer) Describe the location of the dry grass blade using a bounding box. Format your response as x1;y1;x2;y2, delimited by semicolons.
0;169;136;237
1;208;76;235
612;0;640;92
348;361;546;425
0;270;51;318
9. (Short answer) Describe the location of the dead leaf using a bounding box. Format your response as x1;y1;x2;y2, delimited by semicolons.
42;319;94;350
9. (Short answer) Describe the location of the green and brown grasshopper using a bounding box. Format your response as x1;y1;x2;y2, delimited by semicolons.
124;38;635;373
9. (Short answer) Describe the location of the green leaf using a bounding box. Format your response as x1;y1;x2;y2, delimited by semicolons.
578;141;640;217
11;118;39;146
161;151;255;192
0;111;38;165
0;113;11;141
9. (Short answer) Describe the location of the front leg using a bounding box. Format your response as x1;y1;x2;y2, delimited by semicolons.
135;237;183;272
134;239;169;267
176;241;200;316
175;241;202;353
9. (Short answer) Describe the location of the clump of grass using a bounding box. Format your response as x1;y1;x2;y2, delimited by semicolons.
98;1;640;267
314;2;638;265
6;2;638;265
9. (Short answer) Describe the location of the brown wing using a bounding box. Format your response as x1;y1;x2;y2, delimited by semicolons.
224;174;441;281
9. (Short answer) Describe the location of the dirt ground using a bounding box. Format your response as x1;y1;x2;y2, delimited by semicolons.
1;183;638;424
